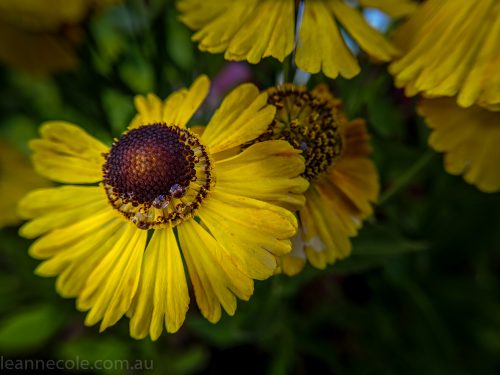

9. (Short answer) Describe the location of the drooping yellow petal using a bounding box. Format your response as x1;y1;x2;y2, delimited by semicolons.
178;219;253;323
77;224;147;331
29;122;108;183
177;0;234;30
419;97;500;193
128;228;189;339
129;75;210;129
201;83;276;153
326;119;379;219
301;187;352;267
224;0;294;63
179;0;294;63
279;230;307;277
296;0;360;79
329;0;398;62
18;186;108;239
390;0;500;110
197;191;297;279
215;140;308;210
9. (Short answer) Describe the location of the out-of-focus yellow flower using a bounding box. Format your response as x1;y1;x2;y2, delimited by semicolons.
18;76;308;339
177;0;398;79
418;98;500;193
0;0;120;75
245;84;379;275
0;141;50;228
389;0;500;111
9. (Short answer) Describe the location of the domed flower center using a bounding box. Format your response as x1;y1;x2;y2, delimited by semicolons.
103;123;213;230
246;84;343;181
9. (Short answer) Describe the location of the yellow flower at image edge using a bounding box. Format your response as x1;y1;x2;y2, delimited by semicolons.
177;0;397;79
389;0;500;110
18;75;309;339
0;142;50;228
246;85;379;275
418;98;500;193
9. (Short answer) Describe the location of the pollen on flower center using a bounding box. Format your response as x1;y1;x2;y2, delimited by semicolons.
103;123;213;230
246;85;343;181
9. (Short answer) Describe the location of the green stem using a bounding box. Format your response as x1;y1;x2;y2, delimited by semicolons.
282;55;294;84
379;150;435;205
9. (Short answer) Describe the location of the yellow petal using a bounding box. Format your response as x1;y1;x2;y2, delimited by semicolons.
301;187;352;266
177;0;234;30
77;224;147;331
29;208;119;259
225;0;294;63
296;0;359;79
129;76;210;129
19;187;108;239
29;122;108;183
419;97;500;192
280;232;307;276
390;0;500;109
18;185;102;219
197;191;297;279
185;1;258;54
201;83;275;153
128;228;189;339
178;219;254;323
329;0;398;61
36;219;124;299
215;140;308;210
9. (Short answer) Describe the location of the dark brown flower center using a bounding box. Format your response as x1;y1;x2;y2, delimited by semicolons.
102;123;213;229
246;84;343;181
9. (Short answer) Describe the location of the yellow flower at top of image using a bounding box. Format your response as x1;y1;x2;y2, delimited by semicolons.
177;0;408;79
17;76;309;339
244;84;379;275
0;0;121;75
389;0;500;111
389;0;500;193
0;141;50;228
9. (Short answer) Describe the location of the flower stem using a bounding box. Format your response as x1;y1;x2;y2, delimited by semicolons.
283;55;294;84
379;149;436;205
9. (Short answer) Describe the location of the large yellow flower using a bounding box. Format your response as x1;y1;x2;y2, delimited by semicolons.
18;76;308;339
177;0;398;79
245;84;379;275
0;0;120;75
389;0;500;110
0;141;50;228
418;98;500;193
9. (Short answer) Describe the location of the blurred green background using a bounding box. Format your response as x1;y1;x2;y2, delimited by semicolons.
0;1;499;374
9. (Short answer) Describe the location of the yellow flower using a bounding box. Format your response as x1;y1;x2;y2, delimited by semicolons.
418;97;500;193
177;0;398;79
18;76;308;339
389;0;500;111
0;141;50;228
359;0;417;18
0;0;120;75
245;84;379;275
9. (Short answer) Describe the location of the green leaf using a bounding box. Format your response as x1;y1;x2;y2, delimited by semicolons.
58;337;130;375
0;305;66;353
101;89;135;136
